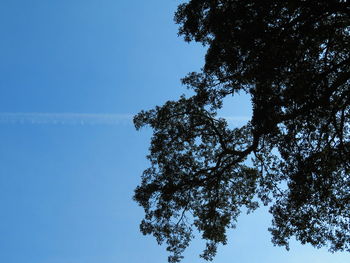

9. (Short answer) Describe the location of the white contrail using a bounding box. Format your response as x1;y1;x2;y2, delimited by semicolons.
0;112;133;125
220;116;250;122
0;113;250;126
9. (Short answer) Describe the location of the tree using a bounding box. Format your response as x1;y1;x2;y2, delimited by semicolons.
133;1;350;262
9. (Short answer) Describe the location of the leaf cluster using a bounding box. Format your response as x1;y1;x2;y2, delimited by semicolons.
134;1;350;261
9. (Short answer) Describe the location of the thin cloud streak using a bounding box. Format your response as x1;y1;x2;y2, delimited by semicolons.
221;116;250;122
0;113;250;126
0;112;133;125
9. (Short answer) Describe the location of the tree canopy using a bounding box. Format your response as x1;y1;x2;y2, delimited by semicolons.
133;1;350;262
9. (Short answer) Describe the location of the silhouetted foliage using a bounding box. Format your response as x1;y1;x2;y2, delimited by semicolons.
134;1;350;262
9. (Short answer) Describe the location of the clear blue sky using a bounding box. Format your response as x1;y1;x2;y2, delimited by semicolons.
0;1;348;263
